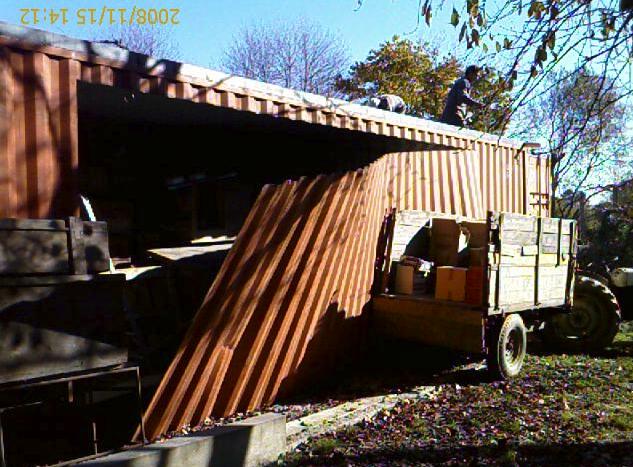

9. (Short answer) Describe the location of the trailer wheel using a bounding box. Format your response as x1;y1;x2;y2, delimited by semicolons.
487;314;527;380
542;275;621;351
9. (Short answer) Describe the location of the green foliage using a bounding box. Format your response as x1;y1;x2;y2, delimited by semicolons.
310;437;341;455
576;190;633;271
407;0;628;82
335;36;512;133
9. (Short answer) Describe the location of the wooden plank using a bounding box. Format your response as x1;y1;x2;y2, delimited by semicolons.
500;213;537;232
541;217;560;234
499;253;567;267
0;273;124;288
534;216;542;306
0;278;128;384
0;218;67;230
501;230;538;246
522;244;538;256
0;229;70;274
537;266;568;303
373;295;483;353
82;220;111;273
498;266;536;306
565;221;577;305
500;243;522;257
68;216;87;274
541;232;568;254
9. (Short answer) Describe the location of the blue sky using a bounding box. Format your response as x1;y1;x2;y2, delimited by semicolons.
1;0;459;70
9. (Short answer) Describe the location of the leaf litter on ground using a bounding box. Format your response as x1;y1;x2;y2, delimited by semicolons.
282;329;633;466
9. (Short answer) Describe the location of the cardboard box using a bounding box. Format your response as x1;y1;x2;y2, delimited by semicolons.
465;267;485;305
469;247;486;267
395;264;414;294
435;266;467;301
461;221;488;248
412;272;430;295
431;219;463;266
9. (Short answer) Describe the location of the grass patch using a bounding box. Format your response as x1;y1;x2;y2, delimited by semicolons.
283;327;633;466
310;437;341;455
607;412;633;431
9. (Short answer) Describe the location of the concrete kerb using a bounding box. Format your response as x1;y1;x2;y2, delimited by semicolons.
79;413;286;467
286;385;439;450
79;386;438;466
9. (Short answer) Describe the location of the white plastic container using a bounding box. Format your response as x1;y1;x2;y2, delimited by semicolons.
611;268;633;287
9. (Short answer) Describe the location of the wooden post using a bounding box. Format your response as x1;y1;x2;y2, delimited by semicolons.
67;216;87;274
534;216;543;307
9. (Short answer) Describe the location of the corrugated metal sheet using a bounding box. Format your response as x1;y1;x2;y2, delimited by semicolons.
0;46;80;218
0;25;553;439
139;146;543;439
0;26;550;219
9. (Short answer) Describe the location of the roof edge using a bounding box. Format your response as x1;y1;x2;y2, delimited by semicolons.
0;21;539;151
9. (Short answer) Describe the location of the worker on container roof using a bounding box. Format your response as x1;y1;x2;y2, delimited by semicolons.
440;65;485;128
369;94;406;114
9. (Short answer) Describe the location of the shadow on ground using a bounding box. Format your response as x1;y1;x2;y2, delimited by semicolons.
284;439;633;466
275;337;486;407
528;322;633;359
277;321;633;408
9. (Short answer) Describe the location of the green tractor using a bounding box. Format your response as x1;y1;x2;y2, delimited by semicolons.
542;267;632;350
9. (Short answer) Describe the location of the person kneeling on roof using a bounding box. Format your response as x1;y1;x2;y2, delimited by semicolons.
369;94;406;114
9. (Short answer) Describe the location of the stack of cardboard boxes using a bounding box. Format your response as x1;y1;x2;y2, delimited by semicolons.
431;219;486;306
391;217;487;306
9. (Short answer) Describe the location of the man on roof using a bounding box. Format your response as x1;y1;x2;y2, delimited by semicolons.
440;65;485;128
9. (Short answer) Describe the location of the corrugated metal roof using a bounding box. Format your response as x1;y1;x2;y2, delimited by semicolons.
0;21;536;151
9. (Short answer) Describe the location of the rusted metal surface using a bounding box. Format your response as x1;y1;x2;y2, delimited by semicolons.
139;146;544;439
0;24;550;220
0;25;554;439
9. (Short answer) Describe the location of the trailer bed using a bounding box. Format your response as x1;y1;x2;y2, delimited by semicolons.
373;294;483;353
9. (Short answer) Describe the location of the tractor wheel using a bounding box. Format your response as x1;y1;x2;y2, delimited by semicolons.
542;275;621;351
487;314;527;380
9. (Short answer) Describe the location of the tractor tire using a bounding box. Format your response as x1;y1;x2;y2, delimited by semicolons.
542;275;621;351
487;314;527;380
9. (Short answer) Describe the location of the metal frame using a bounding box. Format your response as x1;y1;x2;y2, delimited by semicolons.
0;364;145;467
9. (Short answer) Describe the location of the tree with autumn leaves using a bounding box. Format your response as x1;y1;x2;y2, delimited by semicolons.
335;36;513;133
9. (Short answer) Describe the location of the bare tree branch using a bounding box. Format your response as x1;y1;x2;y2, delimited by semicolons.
221;19;350;97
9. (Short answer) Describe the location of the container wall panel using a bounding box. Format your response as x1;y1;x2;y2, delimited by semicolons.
0;37;552;440
0;41;550;221
0;47;79;218
140;146;528;439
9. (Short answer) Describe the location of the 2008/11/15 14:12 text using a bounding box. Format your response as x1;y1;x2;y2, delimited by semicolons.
20;7;181;26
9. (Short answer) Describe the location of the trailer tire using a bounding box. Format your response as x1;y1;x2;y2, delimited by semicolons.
542;275;620;351
487;314;527;380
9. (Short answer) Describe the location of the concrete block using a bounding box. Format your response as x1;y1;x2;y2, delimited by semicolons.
81;413;286;467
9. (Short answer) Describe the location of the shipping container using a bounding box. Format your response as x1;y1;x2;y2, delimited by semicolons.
0;23;554;439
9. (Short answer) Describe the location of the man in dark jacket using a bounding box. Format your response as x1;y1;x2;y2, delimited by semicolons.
440;65;485;127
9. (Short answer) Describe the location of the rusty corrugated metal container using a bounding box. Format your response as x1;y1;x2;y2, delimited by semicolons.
0;23;550;221
139;148;548;438
0;23;553;439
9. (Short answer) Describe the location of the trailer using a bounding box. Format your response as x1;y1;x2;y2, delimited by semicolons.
373;210;578;378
